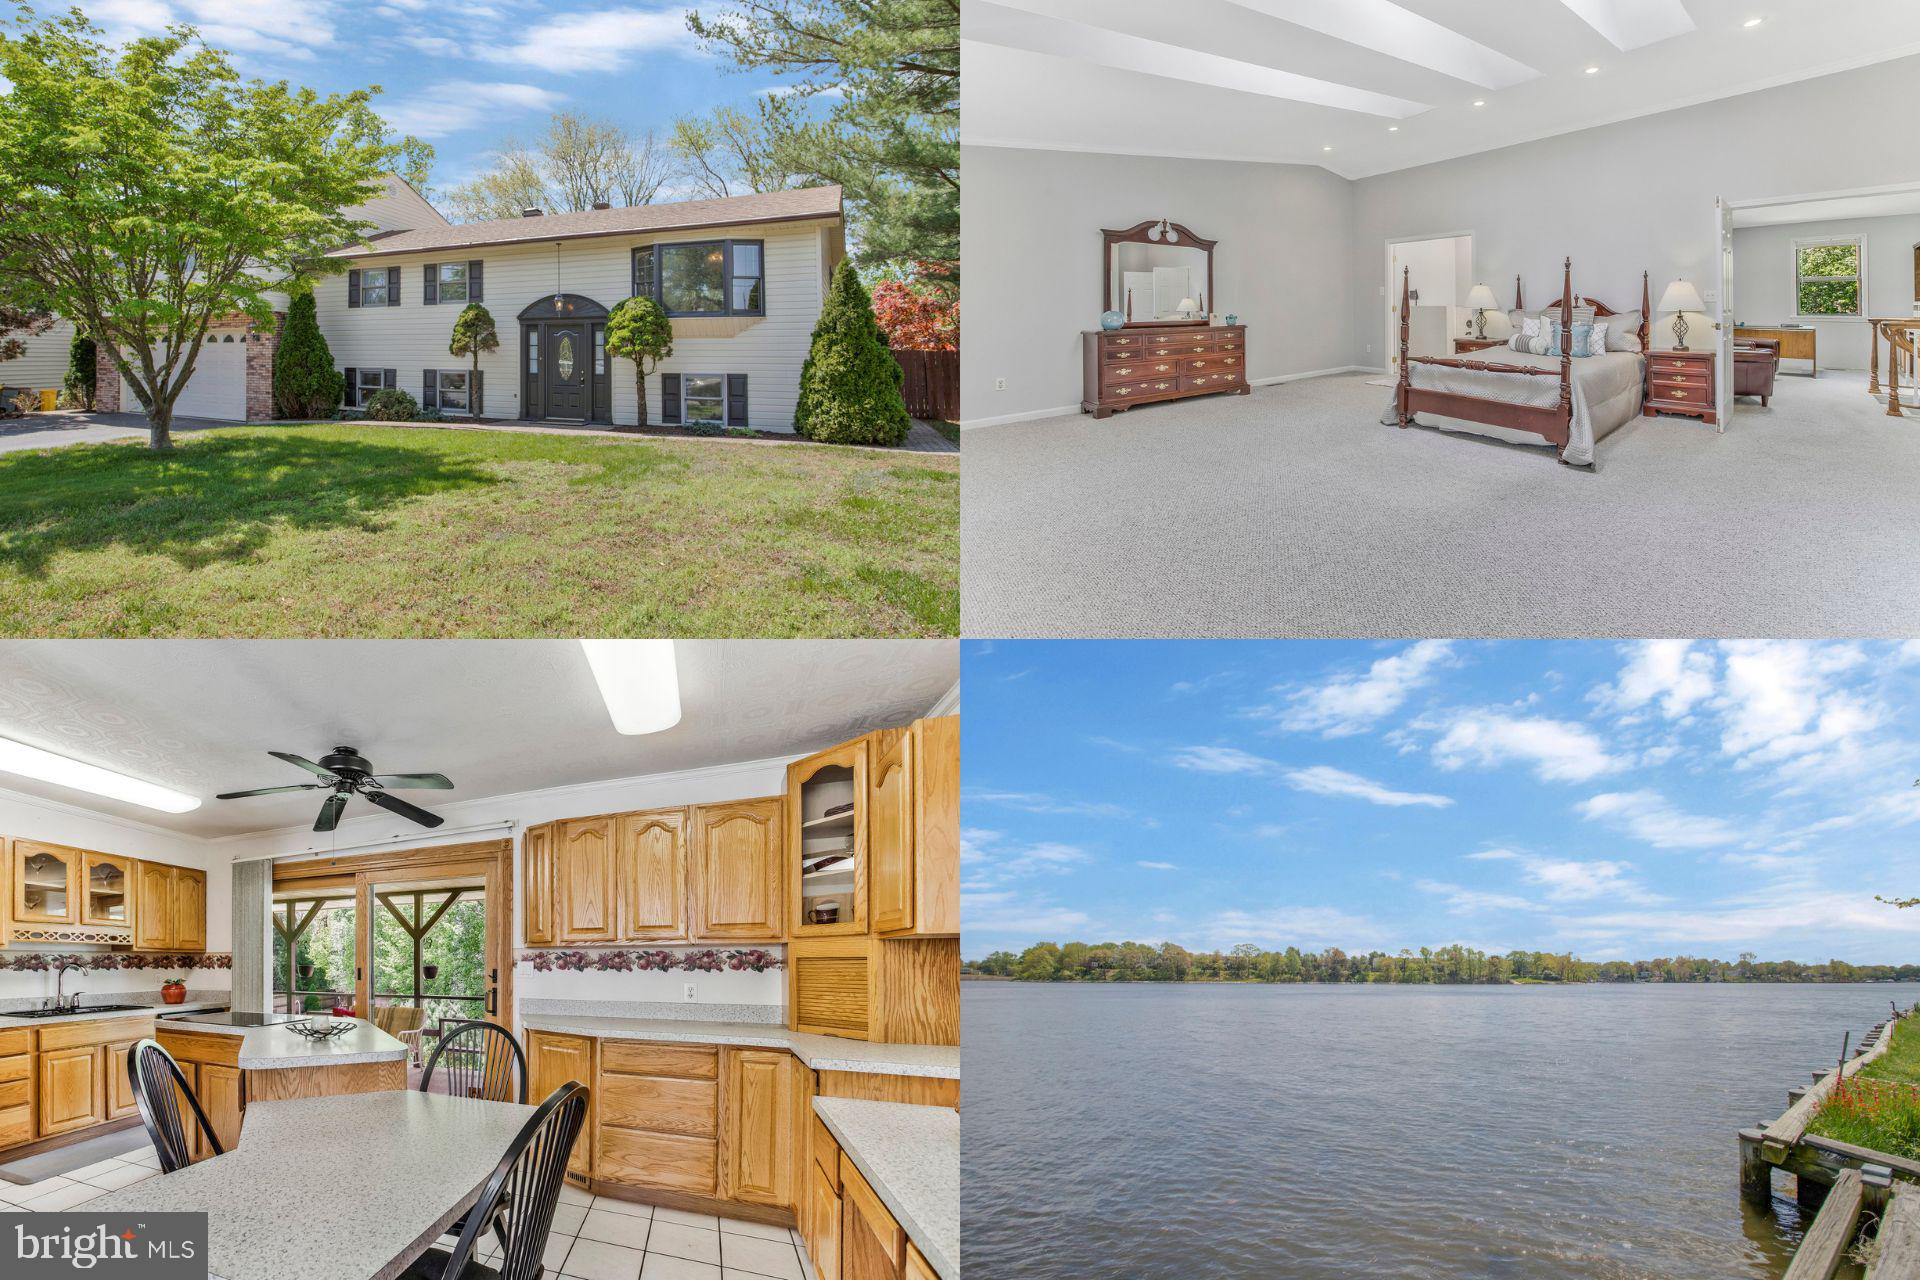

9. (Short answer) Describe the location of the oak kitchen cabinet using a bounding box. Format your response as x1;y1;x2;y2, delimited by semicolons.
556;816;617;944
617;808;687;940
721;1047;794;1207
4;840;202;950
26;1015;156;1146
596;1040;720;1198
527;1029;596;1184
787;738;869;938
867;717;959;939
842;1156;907;1280
689;799;784;941
134;860;207;953
522;823;555;945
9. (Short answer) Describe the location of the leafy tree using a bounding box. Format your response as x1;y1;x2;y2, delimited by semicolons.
605;296;674;428
0;296;52;365
871;265;957;351
686;0;958;280
0;10;403;448
794;260;910;445
63;328;96;409
272;290;342;419
670;102;801;198
445;112;668;223
448;304;499;416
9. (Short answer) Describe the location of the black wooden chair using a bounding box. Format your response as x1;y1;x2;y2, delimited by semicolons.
420;1020;527;1104
127;1038;223;1173
400;1081;590;1280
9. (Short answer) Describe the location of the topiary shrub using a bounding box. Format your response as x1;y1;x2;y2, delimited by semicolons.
64;330;96;409
794;260;910;446
448;303;498;416
362;387;419;421
273;290;343;419
605;296;672;427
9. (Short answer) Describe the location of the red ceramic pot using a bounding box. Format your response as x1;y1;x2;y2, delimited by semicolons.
160;981;187;1005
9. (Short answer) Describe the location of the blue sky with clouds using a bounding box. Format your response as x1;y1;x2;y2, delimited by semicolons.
962;640;1920;965
47;1;793;195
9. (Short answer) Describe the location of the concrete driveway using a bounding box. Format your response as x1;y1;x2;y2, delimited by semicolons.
0;410;231;454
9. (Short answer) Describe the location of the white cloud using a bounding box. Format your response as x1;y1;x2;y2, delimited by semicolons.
1550;890;1920;946
960;828;1092;890
1415;879;1537;913
959;890;1092;936
1575;789;1741;849
88;0;337;62
381;81;564;139
1283;765;1452;808
478;7;691;73
964;789;1136;820
1271;640;1453;736
1430;711;1622;782
1137;860;1178;870
1168;745;1275;775
1715;640;1879;770
1592;639;1715;719
1516;856;1663;905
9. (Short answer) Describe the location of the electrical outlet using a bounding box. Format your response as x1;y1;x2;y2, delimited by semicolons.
995;377;1007;391
683;982;697;1003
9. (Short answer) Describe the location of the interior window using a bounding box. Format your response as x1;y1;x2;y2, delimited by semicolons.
683;374;725;426
438;370;469;412
1796;240;1863;316
660;243;728;314
360;267;389;307
437;263;468;304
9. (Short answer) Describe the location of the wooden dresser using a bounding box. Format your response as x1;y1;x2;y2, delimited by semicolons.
1644;348;1717;426
1082;324;1249;419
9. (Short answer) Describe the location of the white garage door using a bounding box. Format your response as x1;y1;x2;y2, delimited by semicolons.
165;338;248;421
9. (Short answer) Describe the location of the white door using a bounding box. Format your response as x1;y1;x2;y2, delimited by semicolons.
168;337;248;421
1716;197;1734;430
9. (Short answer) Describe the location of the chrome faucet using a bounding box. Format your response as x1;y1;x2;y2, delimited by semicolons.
51;961;83;1013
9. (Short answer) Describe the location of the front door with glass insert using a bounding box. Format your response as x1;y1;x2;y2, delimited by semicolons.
543;324;588;419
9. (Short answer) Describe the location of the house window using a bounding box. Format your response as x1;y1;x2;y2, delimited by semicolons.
1796;238;1864;317
594;328;605;376
436;263;468;304
360;267;390;307
636;240;765;317
527;329;538;374
683;374;725;427
436;370;469;412
353;368;386;406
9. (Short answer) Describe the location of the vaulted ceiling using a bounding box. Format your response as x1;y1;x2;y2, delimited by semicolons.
962;0;1920;178
0;641;957;838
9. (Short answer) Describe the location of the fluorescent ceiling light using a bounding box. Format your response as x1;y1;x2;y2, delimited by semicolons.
0;736;200;813
1743;16;1764;26
1557;0;1696;51
581;640;682;735
1388;125;1399;132
1221;0;1539;89
1585;64;1601;73
967;0;1430;118
1472;99;1486;106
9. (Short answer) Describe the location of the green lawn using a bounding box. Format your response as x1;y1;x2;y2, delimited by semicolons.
0;423;959;636
1806;1012;1920;1159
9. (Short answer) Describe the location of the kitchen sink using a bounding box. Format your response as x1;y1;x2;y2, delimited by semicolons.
2;1003;152;1018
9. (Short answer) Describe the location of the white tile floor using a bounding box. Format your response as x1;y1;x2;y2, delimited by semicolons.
0;1145;814;1280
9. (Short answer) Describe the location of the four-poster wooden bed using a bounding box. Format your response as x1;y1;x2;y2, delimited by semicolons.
1393;258;1651;466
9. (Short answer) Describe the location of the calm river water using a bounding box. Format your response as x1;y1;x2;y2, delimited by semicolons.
962;981;1920;1280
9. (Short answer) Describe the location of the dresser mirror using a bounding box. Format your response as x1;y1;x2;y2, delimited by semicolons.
1103;220;1217;327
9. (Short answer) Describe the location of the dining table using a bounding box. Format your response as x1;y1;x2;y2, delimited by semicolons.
79;1089;535;1280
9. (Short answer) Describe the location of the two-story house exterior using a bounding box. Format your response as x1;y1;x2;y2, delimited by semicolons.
88;179;846;431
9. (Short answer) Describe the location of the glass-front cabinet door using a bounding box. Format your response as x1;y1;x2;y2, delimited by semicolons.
81;851;132;926
787;738;869;937
13;841;77;924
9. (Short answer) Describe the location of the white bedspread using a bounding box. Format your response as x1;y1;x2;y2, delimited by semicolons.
1389;349;1647;467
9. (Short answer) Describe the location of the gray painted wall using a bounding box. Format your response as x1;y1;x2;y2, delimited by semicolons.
1733;212;1920;371
960;147;1358;425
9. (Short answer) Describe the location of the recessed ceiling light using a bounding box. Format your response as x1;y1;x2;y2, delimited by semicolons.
0;736;200;813
1323;145;1333;152
1743;16;1764;26
1472;99;1486;107
1388;126;1399;132
581;640;682;735
1584;65;1601;74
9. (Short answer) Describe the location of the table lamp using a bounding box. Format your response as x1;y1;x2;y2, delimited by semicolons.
1177;296;1199;319
1466;283;1499;339
1658;279;1708;351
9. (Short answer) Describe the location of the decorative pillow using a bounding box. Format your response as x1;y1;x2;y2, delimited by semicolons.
1582;321;1609;357
1605;311;1644;352
1509;313;1545;353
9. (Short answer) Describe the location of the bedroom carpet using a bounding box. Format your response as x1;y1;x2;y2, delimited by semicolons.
961;371;1920;637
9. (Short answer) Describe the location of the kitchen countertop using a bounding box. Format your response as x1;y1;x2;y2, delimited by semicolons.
159;1016;409;1070
81;1091;535;1280
815;1097;958;1280
0;1000;228;1027
517;1014;960;1079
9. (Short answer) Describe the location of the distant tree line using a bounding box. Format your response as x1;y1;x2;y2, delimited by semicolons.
966;941;1920;986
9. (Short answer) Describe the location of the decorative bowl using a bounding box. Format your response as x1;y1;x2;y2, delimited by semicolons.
1099;310;1125;331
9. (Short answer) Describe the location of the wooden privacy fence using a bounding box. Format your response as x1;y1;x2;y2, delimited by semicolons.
893;348;959;422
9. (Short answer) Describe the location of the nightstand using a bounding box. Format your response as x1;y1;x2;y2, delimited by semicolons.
1644;348;1717;426
1453;336;1505;355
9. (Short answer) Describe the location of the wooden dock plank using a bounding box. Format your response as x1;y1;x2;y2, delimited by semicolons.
1786;1168;1865;1280
1870;1185;1920;1278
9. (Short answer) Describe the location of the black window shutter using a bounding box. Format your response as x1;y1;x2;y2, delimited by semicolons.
661;373;681;425
727;374;749;427
423;369;438;409
388;269;400;306
423;264;437;306
472;370;484;417
344;367;357;406
470;260;484;302
383;368;396;389
347;270;360;308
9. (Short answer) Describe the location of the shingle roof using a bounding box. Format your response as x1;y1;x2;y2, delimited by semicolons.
329;185;843;259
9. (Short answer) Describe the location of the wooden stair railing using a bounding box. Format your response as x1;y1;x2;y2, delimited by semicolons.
1872;318;1920;417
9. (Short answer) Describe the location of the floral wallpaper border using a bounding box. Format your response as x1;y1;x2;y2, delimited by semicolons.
520;948;784;974
1;952;233;972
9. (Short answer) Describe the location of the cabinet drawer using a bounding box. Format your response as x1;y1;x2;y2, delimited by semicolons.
0;1029;29;1057
1648;357;1710;378
1105;377;1182;403
0;1077;28;1109
1153;338;1225;356
39;1016;152;1052
1652;381;1710;406
1100;356;1180;384
1183;355;1242;375
1098;334;1147;354
0;1103;30;1149
598;1073;717;1137
599;1042;718;1079
0;1051;29;1083
812;1114;841;1184
598;1127;717;1195
1182;372;1244;392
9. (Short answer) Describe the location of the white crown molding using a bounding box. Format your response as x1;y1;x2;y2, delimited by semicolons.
0;782;192;842
963;134;1336;174
925;681;962;718
206;751;807;848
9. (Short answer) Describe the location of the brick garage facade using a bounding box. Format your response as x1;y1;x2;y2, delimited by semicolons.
92;312;283;420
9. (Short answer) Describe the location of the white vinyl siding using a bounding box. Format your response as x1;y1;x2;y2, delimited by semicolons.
0;316;77;390
314;217;833;430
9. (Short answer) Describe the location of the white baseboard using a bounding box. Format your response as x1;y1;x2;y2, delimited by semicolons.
960;366;1377;428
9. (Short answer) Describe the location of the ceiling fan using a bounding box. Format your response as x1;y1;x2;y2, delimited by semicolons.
216;747;454;831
